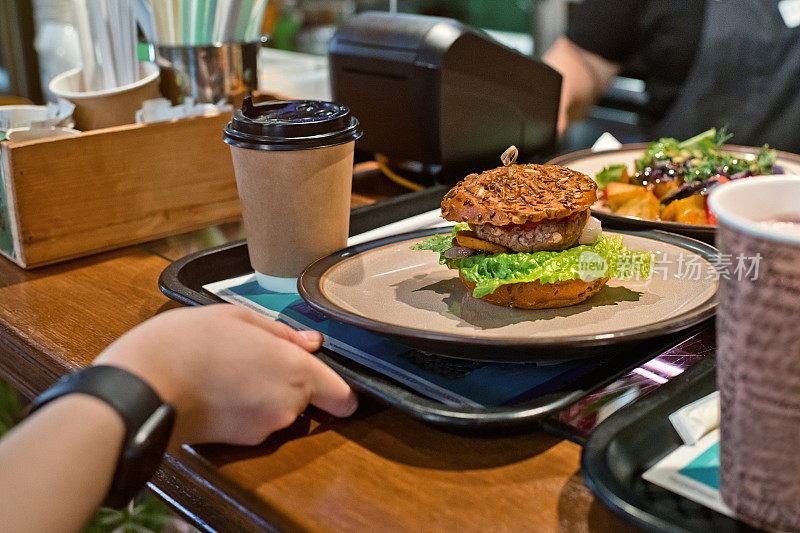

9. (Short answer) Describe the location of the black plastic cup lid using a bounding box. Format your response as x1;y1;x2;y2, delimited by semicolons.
223;97;362;151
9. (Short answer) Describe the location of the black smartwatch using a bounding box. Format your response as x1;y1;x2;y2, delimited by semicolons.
29;365;175;508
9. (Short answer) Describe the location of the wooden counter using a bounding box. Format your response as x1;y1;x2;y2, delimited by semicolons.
0;167;637;532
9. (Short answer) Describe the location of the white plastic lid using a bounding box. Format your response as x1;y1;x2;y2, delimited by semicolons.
708;175;800;246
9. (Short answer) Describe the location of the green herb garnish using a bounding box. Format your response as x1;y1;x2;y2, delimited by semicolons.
629;127;777;183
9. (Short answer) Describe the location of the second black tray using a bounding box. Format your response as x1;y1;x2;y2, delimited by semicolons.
581;356;757;532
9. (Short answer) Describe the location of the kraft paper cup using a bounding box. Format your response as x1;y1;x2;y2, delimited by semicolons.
49;62;160;131
223;98;362;292
708;176;800;531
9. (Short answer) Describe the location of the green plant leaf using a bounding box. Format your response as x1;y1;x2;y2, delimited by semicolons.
678;128;718;151
0;378;23;438
83;492;175;533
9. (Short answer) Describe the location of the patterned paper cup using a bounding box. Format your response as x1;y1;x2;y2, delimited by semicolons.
708;176;800;530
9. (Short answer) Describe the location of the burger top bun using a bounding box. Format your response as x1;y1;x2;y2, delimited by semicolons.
441;164;597;226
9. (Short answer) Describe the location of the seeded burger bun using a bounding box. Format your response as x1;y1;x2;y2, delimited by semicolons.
441;162;603;309
441;164;597;227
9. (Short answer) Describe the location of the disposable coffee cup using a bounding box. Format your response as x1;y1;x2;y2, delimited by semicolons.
223;97;362;292
708;176;800;531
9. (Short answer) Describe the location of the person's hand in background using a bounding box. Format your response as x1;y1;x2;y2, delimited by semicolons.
543;37;620;136
97;304;358;446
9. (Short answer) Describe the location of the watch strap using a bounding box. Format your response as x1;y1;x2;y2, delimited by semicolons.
29;365;175;508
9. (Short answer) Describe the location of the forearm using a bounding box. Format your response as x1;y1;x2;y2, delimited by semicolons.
0;394;125;533
543;37;621;135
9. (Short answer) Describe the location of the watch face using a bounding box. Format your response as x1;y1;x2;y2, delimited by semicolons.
112;404;175;507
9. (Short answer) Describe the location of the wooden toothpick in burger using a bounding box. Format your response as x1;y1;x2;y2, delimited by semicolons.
501;145;518;179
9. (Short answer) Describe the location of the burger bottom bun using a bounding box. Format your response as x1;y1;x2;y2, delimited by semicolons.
458;272;609;309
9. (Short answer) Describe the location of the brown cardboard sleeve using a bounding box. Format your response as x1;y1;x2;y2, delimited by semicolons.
229;142;354;278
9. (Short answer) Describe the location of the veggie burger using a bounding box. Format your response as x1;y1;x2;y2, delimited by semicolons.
414;155;654;309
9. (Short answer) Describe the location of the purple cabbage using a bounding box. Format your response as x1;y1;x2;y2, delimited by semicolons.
635;159;684;185
444;246;478;259
729;170;753;180
660;177;726;205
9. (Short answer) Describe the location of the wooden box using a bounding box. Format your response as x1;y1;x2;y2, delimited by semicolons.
0;113;241;268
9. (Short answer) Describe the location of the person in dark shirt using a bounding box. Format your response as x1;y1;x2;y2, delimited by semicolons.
543;0;800;152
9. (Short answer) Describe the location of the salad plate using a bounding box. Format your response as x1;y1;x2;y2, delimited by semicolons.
298;227;718;362
547;137;800;242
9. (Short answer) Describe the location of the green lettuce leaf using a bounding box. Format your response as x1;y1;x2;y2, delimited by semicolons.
413;227;654;298
635;136;681;172
410;232;452;254
410;223;469;254
595;164;627;190
678;127;719;152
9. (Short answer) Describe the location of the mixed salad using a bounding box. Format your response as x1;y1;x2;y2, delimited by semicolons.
595;128;782;225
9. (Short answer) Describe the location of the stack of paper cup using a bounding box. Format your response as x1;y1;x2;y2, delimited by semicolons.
49;62;160;130
0;105;49;131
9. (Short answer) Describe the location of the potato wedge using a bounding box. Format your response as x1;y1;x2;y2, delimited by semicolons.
662;195;705;222
606;182;644;195
607;183;650;211
652;181;679;200
455;230;510;253
661;200;679;221
675;208;707;225
614;192;660;220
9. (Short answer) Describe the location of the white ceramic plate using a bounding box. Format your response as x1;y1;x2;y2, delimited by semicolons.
299;228;718;362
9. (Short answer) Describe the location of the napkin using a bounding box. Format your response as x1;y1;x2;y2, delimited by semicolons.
135;97;233;124
669;391;720;445
591;132;623;152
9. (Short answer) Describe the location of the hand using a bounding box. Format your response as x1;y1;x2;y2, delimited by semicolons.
95;305;358;446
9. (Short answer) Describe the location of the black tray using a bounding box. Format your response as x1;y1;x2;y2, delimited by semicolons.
158;195;712;430
159;239;708;430
581;356;757;532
